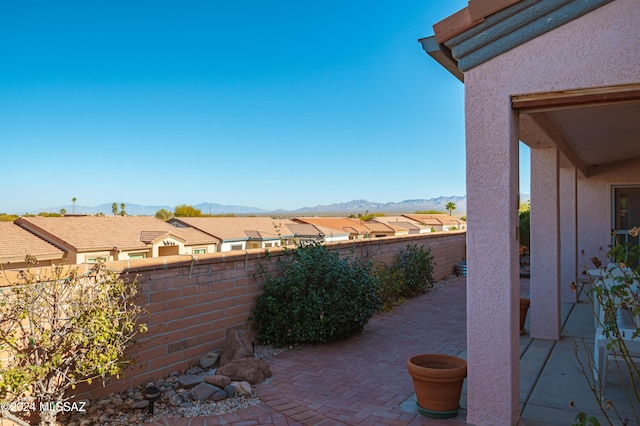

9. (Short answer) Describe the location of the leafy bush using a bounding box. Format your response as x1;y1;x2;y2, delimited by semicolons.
395;244;435;297
252;241;382;347
0;257;147;426
372;261;405;311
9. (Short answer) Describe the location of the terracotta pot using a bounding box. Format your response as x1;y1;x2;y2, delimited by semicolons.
519;298;530;334
406;354;467;418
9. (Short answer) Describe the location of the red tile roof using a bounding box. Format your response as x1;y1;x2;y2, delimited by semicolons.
0;221;64;262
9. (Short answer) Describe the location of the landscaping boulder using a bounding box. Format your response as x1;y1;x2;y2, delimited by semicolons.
199;351;220;370
219;330;254;366
204;374;231;388
216;357;271;384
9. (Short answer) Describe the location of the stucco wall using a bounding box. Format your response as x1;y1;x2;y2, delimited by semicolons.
578;157;640;264
71;231;466;400
463;0;640;424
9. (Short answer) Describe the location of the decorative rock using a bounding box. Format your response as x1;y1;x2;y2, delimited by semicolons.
186;366;203;375
216;357;272;384
204;374;232;388
178;374;204;388
169;394;183;407
132;400;149;409
232;381;253;397
224;384;236;398
200;352;220;369
219;330;254;366
79;420;92;426
211;389;228;402
191;383;220;401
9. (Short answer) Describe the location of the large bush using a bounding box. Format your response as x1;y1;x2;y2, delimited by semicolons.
395;244;435;297
252;242;382;347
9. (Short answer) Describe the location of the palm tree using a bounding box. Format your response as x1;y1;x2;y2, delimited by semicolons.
445;202;456;216
112;203;118;216
71;197;77;215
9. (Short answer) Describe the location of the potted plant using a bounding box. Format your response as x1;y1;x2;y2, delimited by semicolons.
406;353;467;419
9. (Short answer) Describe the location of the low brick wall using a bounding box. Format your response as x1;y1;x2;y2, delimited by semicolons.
69;231;466;399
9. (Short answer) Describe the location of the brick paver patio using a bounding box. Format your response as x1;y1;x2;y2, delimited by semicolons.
145;276;468;425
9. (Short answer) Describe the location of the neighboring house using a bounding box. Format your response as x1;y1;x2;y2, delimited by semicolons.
0;221;66;270
370;216;430;235
14;216;219;264
283;222;350;243
168;217;297;251
403;214;466;231
360;220;397;238
421;0;640;424
293;217;372;240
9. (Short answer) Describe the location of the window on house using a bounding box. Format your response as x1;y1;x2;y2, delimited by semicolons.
193;248;206;255
129;253;146;260
264;242;273;248
613;186;640;250
86;256;107;263
230;244;243;251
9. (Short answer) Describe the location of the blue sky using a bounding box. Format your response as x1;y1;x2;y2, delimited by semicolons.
1;1;530;214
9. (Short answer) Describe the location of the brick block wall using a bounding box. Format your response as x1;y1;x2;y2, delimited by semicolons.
72;231;466;399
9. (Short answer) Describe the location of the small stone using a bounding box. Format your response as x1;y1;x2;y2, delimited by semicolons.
97;398;112;406
178;374;204;388
179;401;194;408
204;374;231;388
99;414;110;423
191;382;219;401
132;400;149;409
200;352;220;369
233;381;253;397
186;366;203;375
79;420;92;426
128;416;138;423
211;389;228;402
224;384;236;398
170;394;183;407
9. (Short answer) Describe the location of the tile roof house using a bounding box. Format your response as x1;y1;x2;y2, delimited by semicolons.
371;215;432;234
293;217;372;240
168;217;297;251
421;0;640;423
14;216;219;265
403;214;467;231
0;221;66;269
284;222;350;243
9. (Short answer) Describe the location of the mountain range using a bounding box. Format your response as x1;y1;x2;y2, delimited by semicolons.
30;194;530;217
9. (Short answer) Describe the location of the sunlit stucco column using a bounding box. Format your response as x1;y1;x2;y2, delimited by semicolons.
464;74;520;425
560;166;578;303
530;147;561;339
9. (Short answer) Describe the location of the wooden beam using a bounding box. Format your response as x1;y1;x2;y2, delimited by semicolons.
512;84;640;112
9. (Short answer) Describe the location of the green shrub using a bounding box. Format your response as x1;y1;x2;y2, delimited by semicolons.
252;241;382;347
395;244;435;297
372;261;405;311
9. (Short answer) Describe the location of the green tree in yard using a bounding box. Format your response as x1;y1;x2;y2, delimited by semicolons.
60;208;66;215
445;202;456;216
112;202;118;216
119;203;126;216
71;197;76;215
174;204;204;217
155;208;174;220
0;257;147;426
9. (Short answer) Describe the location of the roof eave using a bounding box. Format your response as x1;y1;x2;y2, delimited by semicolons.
419;36;464;83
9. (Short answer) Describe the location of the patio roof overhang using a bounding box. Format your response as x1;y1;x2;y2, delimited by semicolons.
421;36;640;178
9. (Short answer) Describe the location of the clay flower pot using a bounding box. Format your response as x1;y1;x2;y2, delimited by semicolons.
406;354;467;419
520;298;530;334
